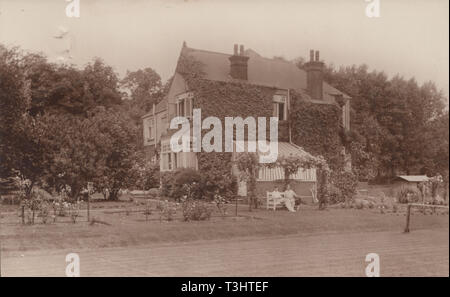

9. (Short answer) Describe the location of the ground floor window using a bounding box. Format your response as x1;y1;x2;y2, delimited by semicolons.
160;144;198;172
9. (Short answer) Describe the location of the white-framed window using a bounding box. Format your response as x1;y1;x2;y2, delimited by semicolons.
160;140;198;172
273;94;287;121
176;92;193;118
148;118;155;140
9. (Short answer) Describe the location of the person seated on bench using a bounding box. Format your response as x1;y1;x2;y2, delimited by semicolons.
272;187;282;200
284;184;300;211
272;187;292;211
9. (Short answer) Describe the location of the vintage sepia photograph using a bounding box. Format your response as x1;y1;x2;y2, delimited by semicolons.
0;0;448;282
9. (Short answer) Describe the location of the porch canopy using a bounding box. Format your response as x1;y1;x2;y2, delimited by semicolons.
396;175;429;183
232;141;317;182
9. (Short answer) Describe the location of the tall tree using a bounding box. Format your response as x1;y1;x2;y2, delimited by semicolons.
321;62;447;180
121;67;162;110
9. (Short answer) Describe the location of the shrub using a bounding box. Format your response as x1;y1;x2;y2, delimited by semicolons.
147;188;160;198
214;192;228;217
354;200;364;209
39;201;51;224
156;200;177;221
68;201;81;223
160;172;176;197
160;169;202;201
392;204;398;213
53;200;70;217
330;170;358;204
182;199;212;221
327;184;341;204
396;187;420;204
160;168;236;202
133;162;160;190
21;195;43;225
198;169;237;201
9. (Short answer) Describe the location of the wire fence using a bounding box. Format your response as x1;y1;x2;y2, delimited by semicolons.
404;203;449;233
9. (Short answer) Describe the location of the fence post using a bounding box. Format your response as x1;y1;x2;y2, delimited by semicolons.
87;193;90;222
404;204;412;233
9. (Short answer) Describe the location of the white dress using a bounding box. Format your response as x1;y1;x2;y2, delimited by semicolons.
283;190;297;212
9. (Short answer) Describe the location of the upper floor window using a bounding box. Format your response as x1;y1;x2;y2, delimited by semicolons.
176;92;193;118
342;99;350;131
273;94;287;121
148;118;155;140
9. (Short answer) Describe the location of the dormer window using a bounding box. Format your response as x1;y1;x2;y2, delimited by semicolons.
176;92;193;118
273;94;287;121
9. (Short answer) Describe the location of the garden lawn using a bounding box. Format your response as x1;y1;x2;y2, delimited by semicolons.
1;203;448;255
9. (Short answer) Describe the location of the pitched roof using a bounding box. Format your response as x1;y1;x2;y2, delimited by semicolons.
155;96;168;113
397;175;429;182
141;96;167;118
180;46;350;103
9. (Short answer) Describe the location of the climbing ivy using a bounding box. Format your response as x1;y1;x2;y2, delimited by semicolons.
289;90;345;170
175;52;277;199
174;53;347;202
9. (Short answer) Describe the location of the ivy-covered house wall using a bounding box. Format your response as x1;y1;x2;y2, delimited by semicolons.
186;78;279;200
161;52;348;201
289;90;345;171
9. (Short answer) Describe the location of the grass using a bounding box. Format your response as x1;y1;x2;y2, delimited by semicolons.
1;199;448;254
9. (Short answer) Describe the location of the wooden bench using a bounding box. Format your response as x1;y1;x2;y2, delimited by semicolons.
266;192;286;210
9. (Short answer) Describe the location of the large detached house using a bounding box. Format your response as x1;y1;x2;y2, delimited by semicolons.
142;43;351;199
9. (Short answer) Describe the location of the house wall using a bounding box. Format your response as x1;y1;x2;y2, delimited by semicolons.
142;110;168;147
167;72;189;120
142;115;154;146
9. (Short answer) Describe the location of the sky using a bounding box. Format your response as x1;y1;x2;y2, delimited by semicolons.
0;0;448;100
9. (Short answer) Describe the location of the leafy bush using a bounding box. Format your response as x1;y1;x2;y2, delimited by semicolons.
21;191;45;224
396;187;420;204
147;188;160;198
161;169;202;200
181;199;212;221
133;162;160;190
198;168;237;201
160;171;176;197
327;184;341;204
53;200;70;217
156;200;177;221
354;200;364;209
172;169;202;200
68;201;82;223
214;193;228;217
160;168;236;202
38;201;51;224
329;170;358;204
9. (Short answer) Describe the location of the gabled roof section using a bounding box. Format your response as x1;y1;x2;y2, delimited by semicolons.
155;96;168;113
141;96;168;119
179;46;350;103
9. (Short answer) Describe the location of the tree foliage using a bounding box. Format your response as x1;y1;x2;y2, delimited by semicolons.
0;44;148;201
321;64;448;181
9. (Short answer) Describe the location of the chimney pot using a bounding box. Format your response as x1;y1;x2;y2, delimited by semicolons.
239;45;244;56
305;50;324;100
229;45;249;80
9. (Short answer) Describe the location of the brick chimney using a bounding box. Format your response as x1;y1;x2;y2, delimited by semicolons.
304;50;324;100
229;44;249;80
